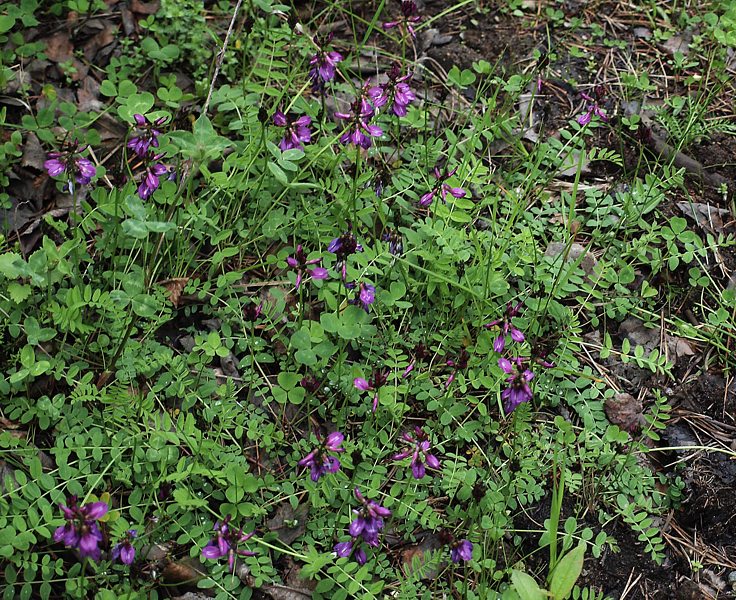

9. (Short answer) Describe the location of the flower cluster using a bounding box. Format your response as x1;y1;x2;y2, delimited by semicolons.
420;165;466;207
111;530;137;565
44;141;96;193
348;281;376;312
334;488;391;564
382;0;422;39
309;35;343;91
498;356;535;413
273;110;312;151
335;98;384;149
354;368;389;413
298;431;345;482
53;497;108;562
577;87;608;126
286;244;328;290
201;516;257;572
128;113;166;157
373;63;416;117
328;228;363;280
484;302;525;353
393;426;440;479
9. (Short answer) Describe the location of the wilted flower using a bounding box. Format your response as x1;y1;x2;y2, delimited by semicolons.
382;229;403;256
498;356;534;413
328;228;363;280
137;157;169;200
201;516;256;572
243;301;263;322
402;342;428;378
128;113;167;157
273;110;312;151
419;165;466;207
111;530;137;565
445;348;469;388
300;374;321;394
373;63;416;117
44;141;96;193
392;426;440;479
382;0;422;38
335;99;383;149
298;431;345;482
484;301;525;353
53;496;108;562
577;89;608;126
334;488;391;564
347;281;376;312
286;244;328;290
354;368;389;412
309;34;343;90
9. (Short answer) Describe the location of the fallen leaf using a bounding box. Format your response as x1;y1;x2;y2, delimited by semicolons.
676;201;730;233
158;277;189;307
266;502;308;545
43;33;73;63
21;133;46;171
604;392;644;432
131;0;161;14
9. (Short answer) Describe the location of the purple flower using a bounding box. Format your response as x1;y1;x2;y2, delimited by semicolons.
450;539;473;563
335;488;390;564
286;244;328;290
44;142;97;193
328;228;363;280
201;516;256;572
402;343;428;378
498;356;535;413
419;166;466;207
392;426;440;479
335;99;383;149
128;113;167;157
137;153;169;200
298;431;345;482
484;302;525;353
354;368;389;413
111;530;137;565
382;0;421;39
445;348;469;388
577;90;608;126
53;496;108;562
309;35;343;90
273;110;312;151
347;281;376;312
374;63;416;117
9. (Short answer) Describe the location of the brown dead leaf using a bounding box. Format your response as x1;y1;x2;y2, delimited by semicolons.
604;392;645;432
161;557;206;583
131;0;161;14
400;533;444;579
158;277;189;307
44;33;74;63
21;133;46;171
83;24;117;61
677;201;730;233
266;502;308;545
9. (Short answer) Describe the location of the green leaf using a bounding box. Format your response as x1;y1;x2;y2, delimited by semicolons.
549;542;586;600
8;283;31;303
99;80;117;96
510;570;546;600
0;15;16;34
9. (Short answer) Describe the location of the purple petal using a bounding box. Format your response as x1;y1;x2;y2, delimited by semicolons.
309;266;329;280
354;378;371;391
133;113;147;126
120;544;135;565
355;547;367;564
493;336;506;353
510;327;525;343
411;460;425;479
273;110;287;126
44;159;66;177
202;543;224;559
349;517;366;537
425;454;440;470
82;502;108;520
325;431;344;449
334;541;353;557
498;357;513;373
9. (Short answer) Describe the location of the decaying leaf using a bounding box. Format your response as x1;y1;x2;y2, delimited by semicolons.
158;277;189;307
